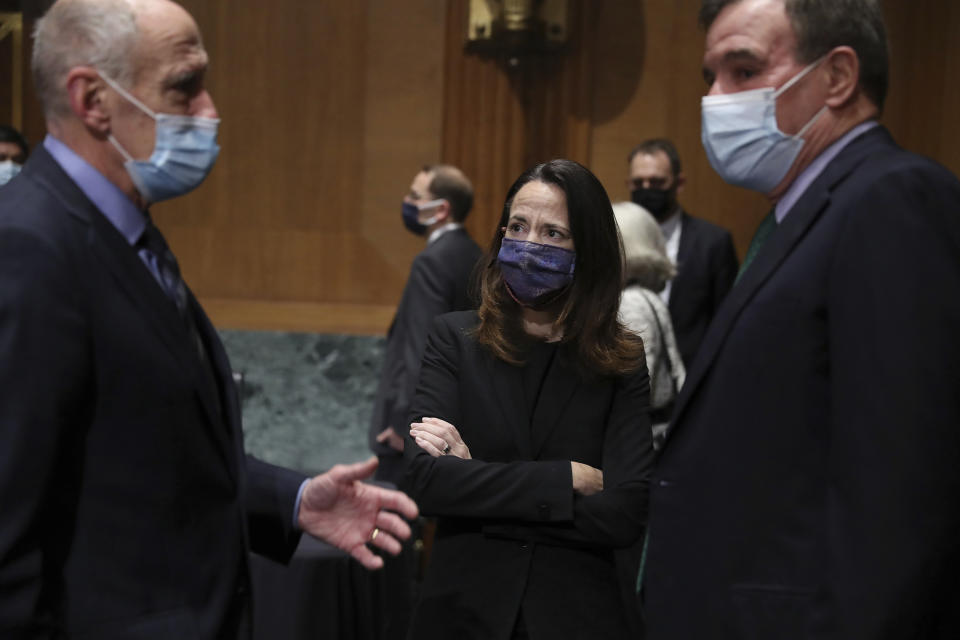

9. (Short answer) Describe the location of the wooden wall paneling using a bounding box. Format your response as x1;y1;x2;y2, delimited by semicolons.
153;0;448;332
942;0;960;177
882;0;960;178
360;0;447;277
0;11;17;129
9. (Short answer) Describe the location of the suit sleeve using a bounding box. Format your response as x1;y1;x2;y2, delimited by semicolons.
245;455;306;564
403;316;654;548
0;228;89;637
387;252;455;431
815;161;960;637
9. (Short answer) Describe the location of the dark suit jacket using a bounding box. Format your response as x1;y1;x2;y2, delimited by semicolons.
403;311;655;639
368;227;481;482
0;147;304;639
668;211;738;368
644;126;960;639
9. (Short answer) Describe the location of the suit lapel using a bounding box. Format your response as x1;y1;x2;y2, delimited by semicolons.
668;212;696;315
529;348;579;458
674;212;696;271
193;295;242;481
666;127;889;441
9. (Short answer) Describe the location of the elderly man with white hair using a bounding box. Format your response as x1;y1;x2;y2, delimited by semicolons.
0;1;417;637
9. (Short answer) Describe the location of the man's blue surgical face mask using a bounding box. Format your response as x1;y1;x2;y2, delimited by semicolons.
101;72;220;204
700;58;827;193
0;160;21;187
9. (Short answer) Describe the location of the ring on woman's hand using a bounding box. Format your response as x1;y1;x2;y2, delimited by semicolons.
442;443;451;455
370;527;380;541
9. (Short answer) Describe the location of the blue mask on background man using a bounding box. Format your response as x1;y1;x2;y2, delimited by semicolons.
401;199;444;236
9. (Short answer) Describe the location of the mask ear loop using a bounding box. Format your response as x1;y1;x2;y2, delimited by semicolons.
99;71;157;165
772;56;825;99
772;56;828;140
99;72;158;119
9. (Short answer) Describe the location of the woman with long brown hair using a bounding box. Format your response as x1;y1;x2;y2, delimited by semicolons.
403;159;654;639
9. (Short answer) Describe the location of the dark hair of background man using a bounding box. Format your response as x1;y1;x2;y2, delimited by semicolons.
423;164;474;222
627;138;683;178
0;124;29;162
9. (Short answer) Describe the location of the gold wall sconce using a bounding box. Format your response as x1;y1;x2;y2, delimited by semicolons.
466;0;569;59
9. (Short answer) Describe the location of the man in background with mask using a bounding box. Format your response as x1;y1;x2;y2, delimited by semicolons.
0;1;417;638
369;164;480;481
0;124;29;186
643;1;960;637
367;164;480;637
627;138;738;368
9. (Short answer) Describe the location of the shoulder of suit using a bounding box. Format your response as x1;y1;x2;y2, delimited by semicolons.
852;137;958;188
436;308;479;330
432;227;482;251
681;210;734;243
426;309;479;347
418;230;482;268
0;165;86;248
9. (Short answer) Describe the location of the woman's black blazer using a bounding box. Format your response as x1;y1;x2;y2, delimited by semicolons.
403;311;654;639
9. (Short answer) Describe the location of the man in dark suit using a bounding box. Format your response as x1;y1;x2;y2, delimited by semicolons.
628;138;738;368
366;164;480;637
0;1;416;638
644;1;960;638
368;164;481;484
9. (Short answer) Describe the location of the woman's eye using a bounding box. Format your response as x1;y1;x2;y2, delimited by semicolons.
508;223;524;233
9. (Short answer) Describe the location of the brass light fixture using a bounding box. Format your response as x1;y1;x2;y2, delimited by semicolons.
466;0;569;58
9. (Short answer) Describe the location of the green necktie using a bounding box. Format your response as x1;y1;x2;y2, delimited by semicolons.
735;209;778;284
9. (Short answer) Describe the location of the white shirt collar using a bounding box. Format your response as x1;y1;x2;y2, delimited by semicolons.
428;221;463;245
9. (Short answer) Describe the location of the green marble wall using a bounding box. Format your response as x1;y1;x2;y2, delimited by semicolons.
218;330;385;475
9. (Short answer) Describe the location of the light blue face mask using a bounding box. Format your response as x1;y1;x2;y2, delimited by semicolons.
101;72;220;204
0;160;21;187
701;58;827;193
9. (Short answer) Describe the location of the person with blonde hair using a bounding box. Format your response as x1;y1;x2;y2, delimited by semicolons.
613;200;685;447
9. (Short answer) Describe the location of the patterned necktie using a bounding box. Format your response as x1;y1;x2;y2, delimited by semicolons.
735;208;778;284
137;218;222;409
138;218;189;316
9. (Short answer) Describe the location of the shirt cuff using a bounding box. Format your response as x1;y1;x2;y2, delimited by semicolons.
293;478;310;530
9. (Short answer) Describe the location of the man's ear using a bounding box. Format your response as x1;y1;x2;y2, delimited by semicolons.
673;171;687;195
437;200;453;223
65;66;112;134
823;46;860;108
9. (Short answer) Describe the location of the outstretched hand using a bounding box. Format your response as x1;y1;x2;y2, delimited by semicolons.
297;457;419;569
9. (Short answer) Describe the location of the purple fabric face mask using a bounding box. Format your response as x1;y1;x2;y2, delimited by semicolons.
497;238;576;308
